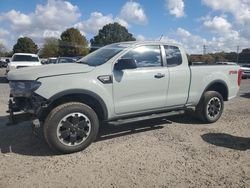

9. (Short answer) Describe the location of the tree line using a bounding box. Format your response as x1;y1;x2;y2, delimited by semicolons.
0;22;135;58
189;49;250;64
0;22;249;64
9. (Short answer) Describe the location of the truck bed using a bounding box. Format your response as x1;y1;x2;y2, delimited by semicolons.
187;65;240;105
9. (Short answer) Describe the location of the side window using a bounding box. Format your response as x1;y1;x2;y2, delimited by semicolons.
122;45;162;68
164;45;182;67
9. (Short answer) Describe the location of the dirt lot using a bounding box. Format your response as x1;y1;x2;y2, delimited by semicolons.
0;68;249;187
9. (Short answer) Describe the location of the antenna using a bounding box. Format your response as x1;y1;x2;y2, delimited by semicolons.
159;35;163;41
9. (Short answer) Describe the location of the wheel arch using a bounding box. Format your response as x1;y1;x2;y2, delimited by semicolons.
202;80;229;101
39;89;108;121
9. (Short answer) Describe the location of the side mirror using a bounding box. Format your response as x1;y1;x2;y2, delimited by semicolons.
114;58;137;71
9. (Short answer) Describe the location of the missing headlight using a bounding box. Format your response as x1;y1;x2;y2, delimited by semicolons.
9;81;41;97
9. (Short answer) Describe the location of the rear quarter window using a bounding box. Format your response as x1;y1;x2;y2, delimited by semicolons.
164;45;182;67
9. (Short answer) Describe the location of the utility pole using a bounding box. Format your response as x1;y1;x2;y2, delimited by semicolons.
203;45;206;55
236;45;240;64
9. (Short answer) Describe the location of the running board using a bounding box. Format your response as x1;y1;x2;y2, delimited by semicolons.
109;110;185;125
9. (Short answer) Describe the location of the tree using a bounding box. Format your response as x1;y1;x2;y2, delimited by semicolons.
203;54;215;63
189;48;250;64
40;37;59;58
225;52;237;62
90;22;136;51
213;52;226;62
239;48;250;64
189;54;203;62
0;43;7;56
59;28;89;57
189;54;215;63
13;37;38;54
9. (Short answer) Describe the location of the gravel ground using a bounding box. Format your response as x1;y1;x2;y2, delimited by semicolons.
0;68;249;187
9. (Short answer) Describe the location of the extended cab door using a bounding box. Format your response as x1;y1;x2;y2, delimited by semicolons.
113;45;169;114
164;45;190;107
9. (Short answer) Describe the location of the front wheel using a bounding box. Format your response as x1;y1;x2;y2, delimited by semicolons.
44;102;99;154
196;91;224;123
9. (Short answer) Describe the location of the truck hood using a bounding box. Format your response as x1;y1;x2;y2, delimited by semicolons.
8;63;95;81
9;61;41;67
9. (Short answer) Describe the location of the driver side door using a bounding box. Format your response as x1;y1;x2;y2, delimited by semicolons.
113;45;169;115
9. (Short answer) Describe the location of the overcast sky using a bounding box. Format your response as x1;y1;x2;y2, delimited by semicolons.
0;0;250;53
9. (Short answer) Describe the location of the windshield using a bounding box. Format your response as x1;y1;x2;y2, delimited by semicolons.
242;64;250;68
78;44;128;66
12;55;39;62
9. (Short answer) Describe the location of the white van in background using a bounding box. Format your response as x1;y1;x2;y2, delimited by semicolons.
6;53;42;74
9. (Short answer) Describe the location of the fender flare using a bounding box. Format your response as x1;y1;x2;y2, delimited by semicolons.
199;79;229;102
48;89;108;120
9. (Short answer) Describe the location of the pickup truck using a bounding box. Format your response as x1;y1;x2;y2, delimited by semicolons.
7;41;242;153
6;53;41;74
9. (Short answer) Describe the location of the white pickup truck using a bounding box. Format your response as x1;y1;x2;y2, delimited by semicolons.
7;41;242;153
6;53;41;74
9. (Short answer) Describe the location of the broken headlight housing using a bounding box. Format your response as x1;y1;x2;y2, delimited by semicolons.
9;81;41;97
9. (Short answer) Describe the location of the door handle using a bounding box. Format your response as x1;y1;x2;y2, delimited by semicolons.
154;73;165;78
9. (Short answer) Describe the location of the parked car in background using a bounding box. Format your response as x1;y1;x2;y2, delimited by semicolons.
216;62;237;65
74;56;84;61
6;53;41;74
55;57;76;64
5;58;10;66
47;57;57;64
0;58;9;68
41;59;48;65
241;64;250;79
0;60;5;68
191;62;208;65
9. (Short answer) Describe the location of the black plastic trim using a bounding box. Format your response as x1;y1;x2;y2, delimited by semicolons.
48;89;108;120
98;75;113;84
201;80;229;101
107;105;185;122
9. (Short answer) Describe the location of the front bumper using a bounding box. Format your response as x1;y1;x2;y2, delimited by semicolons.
7;96;45;137
7;93;47;126
7;100;41;137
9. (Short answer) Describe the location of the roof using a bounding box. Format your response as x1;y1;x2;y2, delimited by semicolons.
109;40;182;48
13;53;39;57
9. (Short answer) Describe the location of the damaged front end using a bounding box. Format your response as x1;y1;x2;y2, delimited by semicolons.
7;80;47;129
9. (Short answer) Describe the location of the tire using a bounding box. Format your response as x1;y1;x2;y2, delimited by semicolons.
44;102;99;154
195;91;224;123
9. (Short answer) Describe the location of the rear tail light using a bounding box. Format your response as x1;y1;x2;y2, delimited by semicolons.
238;69;243;86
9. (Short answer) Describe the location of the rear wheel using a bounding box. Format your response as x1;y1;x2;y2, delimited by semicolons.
196;91;224;123
44;102;99;154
